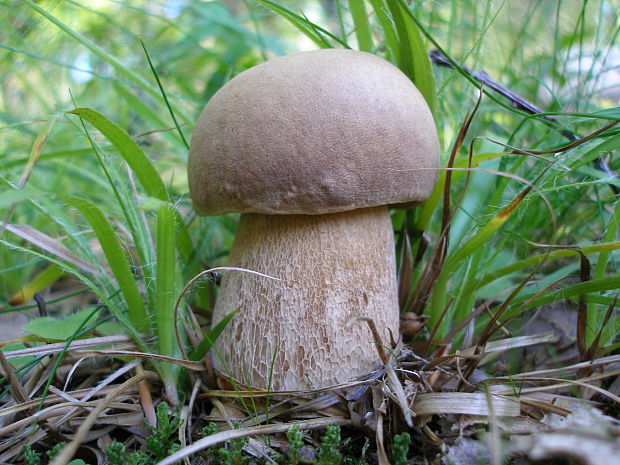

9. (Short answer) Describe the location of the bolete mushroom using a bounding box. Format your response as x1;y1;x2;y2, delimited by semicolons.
189;49;439;391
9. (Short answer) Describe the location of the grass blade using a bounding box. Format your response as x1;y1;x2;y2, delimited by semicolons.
140;39;189;150
111;84;182;147
447;186;532;269
255;0;349;48
475;241;620;289
189;308;238;361
0;222;101;276
385;0;437;113
155;203;179;395
8;264;64;306
428;180;538;334
570;132;620;171
348;0;373;52
61;195;149;333
513;276;620;310
367;0;399;61
68;107;206;307
68;108;167;201
1;149;93;171
589;198;620;344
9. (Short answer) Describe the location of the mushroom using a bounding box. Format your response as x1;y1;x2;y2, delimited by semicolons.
188;49;439;391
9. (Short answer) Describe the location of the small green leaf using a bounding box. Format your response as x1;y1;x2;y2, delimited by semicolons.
95;320;125;336
24;309;95;340
1;343;35;368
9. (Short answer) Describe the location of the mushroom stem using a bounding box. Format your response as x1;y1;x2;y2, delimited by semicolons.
211;205;399;391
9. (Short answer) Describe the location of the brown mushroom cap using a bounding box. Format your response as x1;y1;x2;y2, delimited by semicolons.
188;49;439;216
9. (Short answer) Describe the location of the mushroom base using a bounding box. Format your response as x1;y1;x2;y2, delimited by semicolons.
210;206;400;391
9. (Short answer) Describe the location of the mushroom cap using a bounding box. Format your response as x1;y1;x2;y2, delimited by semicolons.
188;49;439;216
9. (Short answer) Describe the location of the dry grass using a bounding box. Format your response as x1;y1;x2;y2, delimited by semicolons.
1;307;619;465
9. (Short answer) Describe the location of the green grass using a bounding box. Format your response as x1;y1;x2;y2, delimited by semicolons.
1;0;619;462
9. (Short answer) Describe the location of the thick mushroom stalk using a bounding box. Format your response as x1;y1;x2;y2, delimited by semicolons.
212;206;397;391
